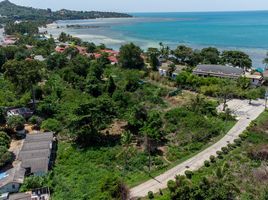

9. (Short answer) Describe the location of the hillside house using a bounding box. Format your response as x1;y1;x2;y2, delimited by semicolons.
18;132;55;176
159;61;186;78
7;108;33;119
171;65;187;79
0;164;25;194
244;74;264;86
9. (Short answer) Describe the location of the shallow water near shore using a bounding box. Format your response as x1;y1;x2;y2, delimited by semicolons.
44;11;268;68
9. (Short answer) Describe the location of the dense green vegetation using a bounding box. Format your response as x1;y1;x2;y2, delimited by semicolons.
0;27;266;199
0;0;131;24
4;21;39;35
175;71;265;100
0;131;12;168
150;44;253;68
152;111;268;200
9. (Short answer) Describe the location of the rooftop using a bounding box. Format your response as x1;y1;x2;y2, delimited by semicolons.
8;192;31;200
194;64;244;76
0;163;25;188
244;74;263;80
19;132;54;174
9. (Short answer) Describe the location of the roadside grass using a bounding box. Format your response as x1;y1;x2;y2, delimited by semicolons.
51;119;235;200
151;110;268;200
128;120;235;188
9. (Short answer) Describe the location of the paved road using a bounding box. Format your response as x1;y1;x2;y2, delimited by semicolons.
130;99;265;198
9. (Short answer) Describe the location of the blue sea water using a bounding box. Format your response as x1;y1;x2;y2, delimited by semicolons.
47;11;268;67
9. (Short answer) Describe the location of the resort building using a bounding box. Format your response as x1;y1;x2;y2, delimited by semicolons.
193;64;264;86
76;46;87;55
193;64;244;79
100;49;119;65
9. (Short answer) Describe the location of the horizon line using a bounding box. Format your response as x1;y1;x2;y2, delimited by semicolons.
127;9;268;14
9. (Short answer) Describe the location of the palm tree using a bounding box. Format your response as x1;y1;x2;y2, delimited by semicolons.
263;52;268;69
120;131;133;172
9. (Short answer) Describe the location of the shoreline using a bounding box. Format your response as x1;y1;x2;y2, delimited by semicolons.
42;22;267;68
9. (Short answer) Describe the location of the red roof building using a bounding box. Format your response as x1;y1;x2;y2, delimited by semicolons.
76;46;87;55
55;46;68;53
108;56;118;64
101;49;119;56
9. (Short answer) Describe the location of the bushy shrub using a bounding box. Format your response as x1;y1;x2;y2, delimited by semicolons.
204;160;210;167
227;143;233;150
7;115;25;131
0;147;13;167
209;155;216;163
234;138;242;146
185;170;193;179
148;191;154;199
100;176;129;200
239;133;248;141
167;180;177;192
221;147;229;154
0;131;11;148
216;151;223;159
28;115;43;125
41;118;61;132
20;175;50;192
0;108;6;125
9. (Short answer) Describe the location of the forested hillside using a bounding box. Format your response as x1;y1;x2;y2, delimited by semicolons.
0;0;131;24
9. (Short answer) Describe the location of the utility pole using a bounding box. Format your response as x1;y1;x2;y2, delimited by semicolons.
265;90;268;110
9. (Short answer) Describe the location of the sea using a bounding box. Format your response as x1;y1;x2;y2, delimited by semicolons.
43;11;268;68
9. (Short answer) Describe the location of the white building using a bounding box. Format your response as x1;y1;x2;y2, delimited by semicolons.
0;164;25;194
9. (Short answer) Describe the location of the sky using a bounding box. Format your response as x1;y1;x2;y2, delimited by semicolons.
8;0;268;13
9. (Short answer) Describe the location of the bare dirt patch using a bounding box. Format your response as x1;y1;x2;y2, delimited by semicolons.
101;120;128;136
253;164;268;182
164;90;197;110
25;124;35;134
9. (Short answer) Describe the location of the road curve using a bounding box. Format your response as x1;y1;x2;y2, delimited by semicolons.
130;99;265;198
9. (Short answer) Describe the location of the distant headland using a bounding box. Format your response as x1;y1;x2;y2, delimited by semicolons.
0;0;132;24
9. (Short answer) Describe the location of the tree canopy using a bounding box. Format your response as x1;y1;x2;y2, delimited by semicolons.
119;43;144;69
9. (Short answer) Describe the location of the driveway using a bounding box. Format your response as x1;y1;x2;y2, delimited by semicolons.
130;99;265;198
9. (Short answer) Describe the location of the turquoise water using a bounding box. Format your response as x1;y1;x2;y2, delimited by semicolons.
47;11;268;67
116;11;268;49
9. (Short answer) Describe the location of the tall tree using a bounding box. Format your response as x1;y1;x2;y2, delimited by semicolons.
3;59;45;109
120;131;133;172
106;76;116;96
46;53;69;70
221;50;252;69
201;47;220;64
173;45;193;65
147;47;160;71
263;52;268;69
159;42;170;60
119;43;144;69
